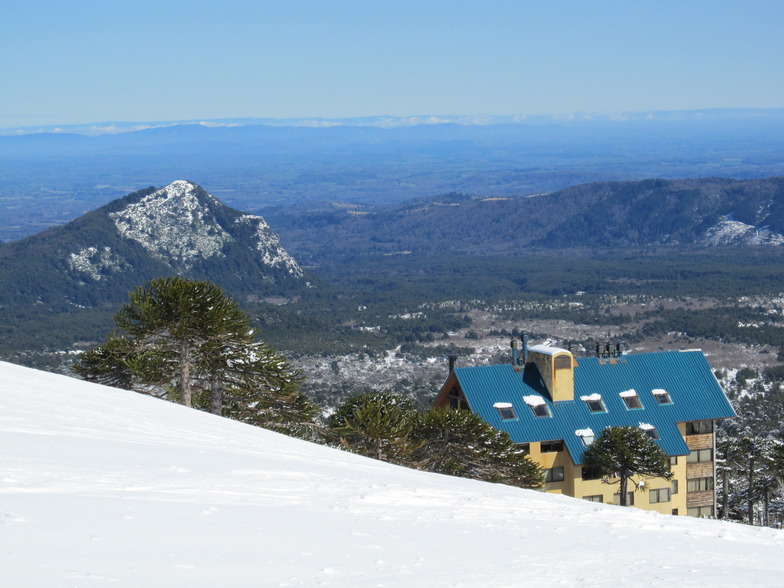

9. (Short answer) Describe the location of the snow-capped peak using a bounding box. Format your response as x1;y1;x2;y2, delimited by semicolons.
110;180;231;269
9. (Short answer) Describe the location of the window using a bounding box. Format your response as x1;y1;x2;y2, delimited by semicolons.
670;456;678;466
619;389;643;410
671;480;679;495
448;386;469;410
518;443;530;454
639;423;659;440
575;428;594;446
554;355;572;370
545;467;564;483
582;495;603;503
540;440;564;453
582;465;602;481
652;389;672;405
649;488;671;503
688;506;714;518
612;492;635;506
493;402;517;421
687;477;714;492
687;449;712;463
686;421;713;435
688;506;713;518
581;394;606;414
530;403;551;418
523;395;551;418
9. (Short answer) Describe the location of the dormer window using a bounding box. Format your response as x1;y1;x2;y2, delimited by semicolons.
576;428;595;446
652;389;672;405
580;394;607;413
523;395;551;418
639;422;660;440
493;402;517;421
619;389;643;410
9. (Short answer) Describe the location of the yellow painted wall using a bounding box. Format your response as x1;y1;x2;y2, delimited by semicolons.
529;440;689;515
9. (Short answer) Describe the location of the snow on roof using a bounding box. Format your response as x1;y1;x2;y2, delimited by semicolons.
638;422;655;430
493;402;513;409
523;395;546;407
619;389;638;397
575;428;594;437
527;344;570;356
580;393;602;401
652;388;668;396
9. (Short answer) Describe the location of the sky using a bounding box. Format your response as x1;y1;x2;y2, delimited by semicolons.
1;1;783;128
3;359;784;587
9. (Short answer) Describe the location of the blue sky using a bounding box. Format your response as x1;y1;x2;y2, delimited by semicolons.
1;0;782;128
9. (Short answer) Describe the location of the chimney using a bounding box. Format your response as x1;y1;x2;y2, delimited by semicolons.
511;338;519;366
526;344;576;402
522;333;529;364
448;354;457;374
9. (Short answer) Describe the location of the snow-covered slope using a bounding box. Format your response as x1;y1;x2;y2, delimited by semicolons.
2;361;783;587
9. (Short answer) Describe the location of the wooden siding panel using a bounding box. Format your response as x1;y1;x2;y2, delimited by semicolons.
686;433;713;450
687;490;715;508
687;462;714;478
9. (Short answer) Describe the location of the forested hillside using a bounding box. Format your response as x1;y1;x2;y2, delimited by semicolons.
264;177;784;263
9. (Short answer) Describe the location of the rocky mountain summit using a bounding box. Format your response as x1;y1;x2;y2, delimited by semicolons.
0;181;305;308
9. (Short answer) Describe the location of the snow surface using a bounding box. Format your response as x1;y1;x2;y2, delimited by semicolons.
2;361;784;587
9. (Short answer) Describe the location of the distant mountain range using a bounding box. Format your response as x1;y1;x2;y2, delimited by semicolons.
0;181;305;308
264;177;784;263
4;108;784;136
2;176;783;311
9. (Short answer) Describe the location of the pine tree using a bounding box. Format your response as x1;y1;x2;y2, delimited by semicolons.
581;426;673;506
410;408;543;488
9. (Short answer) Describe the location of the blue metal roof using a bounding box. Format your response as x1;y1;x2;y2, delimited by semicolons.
454;350;735;465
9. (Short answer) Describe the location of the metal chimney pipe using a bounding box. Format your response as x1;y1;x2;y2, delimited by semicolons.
448;355;457;374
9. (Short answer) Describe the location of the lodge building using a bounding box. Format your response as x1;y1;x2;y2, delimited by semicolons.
433;338;735;516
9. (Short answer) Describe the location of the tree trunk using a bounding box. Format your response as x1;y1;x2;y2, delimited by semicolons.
210;375;223;415
721;469;729;519
747;456;755;525
179;341;192;407
619;474;629;506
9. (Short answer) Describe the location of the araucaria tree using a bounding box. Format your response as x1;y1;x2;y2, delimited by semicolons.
75;277;311;434
410;409;543;489
581;426;673;506
328;391;417;463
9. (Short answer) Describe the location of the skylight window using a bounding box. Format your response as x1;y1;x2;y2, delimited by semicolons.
652;389;672;405
619;389;643;410
580;393;607;414
523;395;551;418
493;402;517;421
639;422;660;440
575;428;595;446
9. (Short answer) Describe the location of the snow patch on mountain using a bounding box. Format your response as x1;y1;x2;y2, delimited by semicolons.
235;214;303;277
67;246;125;280
703;217;784;246
109;180;232;269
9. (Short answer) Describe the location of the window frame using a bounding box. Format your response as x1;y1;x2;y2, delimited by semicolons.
686;420;713;435
652;388;673;405
540;440;564;453
649;488;671;503
686;448;713;463
687;477;715;492
582;495;603;503
545;467;565;483
619;390;643;410
493;402;517;421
